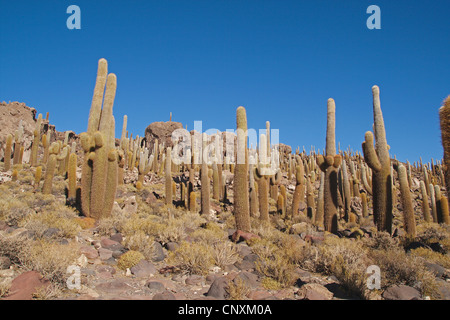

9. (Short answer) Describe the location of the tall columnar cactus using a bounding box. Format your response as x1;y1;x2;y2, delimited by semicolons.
138;148;152;184
315;171;325;226
341;159;352;222
30;114;43;167
34;166;42;191
41;132;51;164
254;134;270;223
234;106;251;232
306;175;315;220
429;183;438;223
439;96;450;209
362;86;393;234
165;147;173;206
13;120;24;165
397;164;416;237
317;98;341;234
200;133;211;216
67;152;78;203
42;142;61;194
80;58;118;220
420;180;431;222
3;134;13;172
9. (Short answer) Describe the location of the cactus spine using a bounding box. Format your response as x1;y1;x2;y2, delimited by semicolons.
80;58;118;220
234;106;251;232
362;86;393;234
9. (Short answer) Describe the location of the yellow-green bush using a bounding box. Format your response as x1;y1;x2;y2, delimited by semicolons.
117;250;145;270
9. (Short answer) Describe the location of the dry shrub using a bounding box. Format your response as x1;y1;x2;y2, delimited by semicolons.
19;209;81;239
167;241;214;275
363;231;400;251
297;237;371;299
122;230;155;261
252;238;297;288
227;276;250;300
211;241;240;269
410;247;450;269
0;197;34;226
369;248;438;298
117;250;145;270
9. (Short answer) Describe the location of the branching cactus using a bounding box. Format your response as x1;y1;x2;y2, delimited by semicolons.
362;86;393;234
317;98;341;234
234;106;251;231
80;58;118;220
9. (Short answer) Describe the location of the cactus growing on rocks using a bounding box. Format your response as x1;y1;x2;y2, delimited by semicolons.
80;58;118;220
362;85;393;234
317;98;341;234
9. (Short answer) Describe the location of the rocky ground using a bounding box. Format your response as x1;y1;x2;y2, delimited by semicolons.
1;101;450;301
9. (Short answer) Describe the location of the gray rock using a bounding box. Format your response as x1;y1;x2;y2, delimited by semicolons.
382;285;422;300
98;248;113;261
424;262;446;279
297;283;334;300
165;242;179;252
435;279;450;300
206;277;229;299
185;275;203;285
146;280;165;292
152;242;166;262
110;233;123;243
234;271;259;288
152;290;176;300
131;260;157;277
43;227;60;239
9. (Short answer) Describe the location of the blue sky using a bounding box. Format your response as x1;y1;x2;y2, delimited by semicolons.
0;0;449;164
